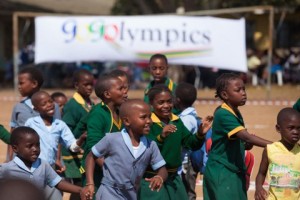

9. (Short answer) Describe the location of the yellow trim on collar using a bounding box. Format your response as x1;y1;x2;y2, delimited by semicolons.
221;103;237;118
73;92;92;112
168;79;174;91
105;102;118;132
228;126;245;139
151;112;179;126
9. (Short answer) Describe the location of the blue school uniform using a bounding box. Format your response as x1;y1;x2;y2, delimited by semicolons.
25;116;76;166
91;129;166;200
0;156;61;188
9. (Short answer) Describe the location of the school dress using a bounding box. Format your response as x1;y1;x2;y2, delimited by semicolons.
62;92;94;178
10;97;61;128
0;125;10;144
203;103;247;200
82;102;123;192
138;113;204;200
266;142;300;200
143;77;176;104
92;129;166;200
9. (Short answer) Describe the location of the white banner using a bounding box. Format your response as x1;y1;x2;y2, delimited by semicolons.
35;16;247;72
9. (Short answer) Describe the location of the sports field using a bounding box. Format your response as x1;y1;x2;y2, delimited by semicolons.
0;84;299;199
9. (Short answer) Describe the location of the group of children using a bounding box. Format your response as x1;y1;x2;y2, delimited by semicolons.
0;53;299;200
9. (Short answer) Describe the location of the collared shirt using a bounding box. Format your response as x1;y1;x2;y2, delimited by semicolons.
178;107;199;134
0;157;61;188
25;116;77;165
10;97;61;128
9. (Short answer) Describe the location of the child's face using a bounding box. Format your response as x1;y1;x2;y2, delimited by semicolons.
277;115;300;145
151;91;173;120
18;73;38;97
75;74;94;99
13;133;40;166
53;96;68;114
107;78;128;106
126;104;152;135
118;75;130;94
34;94;55;117
149;58;168;84
222;78;247;108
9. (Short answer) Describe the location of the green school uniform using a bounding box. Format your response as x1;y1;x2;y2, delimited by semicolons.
0;125;10;144
62;92;94;178
143;78;176;104
82;102;123;193
203;103;247;200
293;98;300;112
138;113;204;200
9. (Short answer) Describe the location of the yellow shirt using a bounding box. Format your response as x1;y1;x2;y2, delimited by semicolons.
267;142;300;200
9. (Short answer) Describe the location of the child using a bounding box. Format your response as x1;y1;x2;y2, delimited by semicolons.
138;84;212;200
143;54;176;104
0;127;85;199
24;91;86;200
61;69;94;200
203;73;272;200
82;99;168;200
10;66;61;129
109;69;130;94
81;74;128;194
174;82;212;200
8;66;61;160
51;92;68;115
255;107;300;200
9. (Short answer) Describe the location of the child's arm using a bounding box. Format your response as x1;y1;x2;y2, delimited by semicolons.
56;179;82;194
76;132;87;147
236;130;272;147
81;151;99;198
0;125;11;144
255;148;269;200
145;166;168;192
55;144;66;174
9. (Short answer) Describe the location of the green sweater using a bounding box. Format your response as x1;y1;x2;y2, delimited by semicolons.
146;113;203;170
0;125;10;144
293;98;300;112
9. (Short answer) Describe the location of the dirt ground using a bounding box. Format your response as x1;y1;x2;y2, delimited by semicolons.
0;84;299;200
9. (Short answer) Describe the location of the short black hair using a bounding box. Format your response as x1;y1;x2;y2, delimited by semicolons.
148;84;172;103
73;69;93;84
175;82;197;107
215;73;241;101
277;107;300;125
149;54;168;65
50;92;67;100
109;69;129;80
31;90;50;108
19;66;44;88
10;126;39;146
94;75;120;99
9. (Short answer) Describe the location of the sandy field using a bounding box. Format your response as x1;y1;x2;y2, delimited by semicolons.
0;84;299;200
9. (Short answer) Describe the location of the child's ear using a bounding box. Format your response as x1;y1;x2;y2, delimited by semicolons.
220;91;228;100
275;124;280;133
12;145;18;154
103;91;110;99
122;117;130;126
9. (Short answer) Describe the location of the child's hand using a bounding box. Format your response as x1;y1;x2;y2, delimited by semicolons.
198;115;213;136
255;187;268;200
161;124;177;138
145;175;164;192
81;184;94;200
55;160;66;174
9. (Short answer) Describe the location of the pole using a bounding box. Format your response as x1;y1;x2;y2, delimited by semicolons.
13;12;19;92
266;7;274;100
